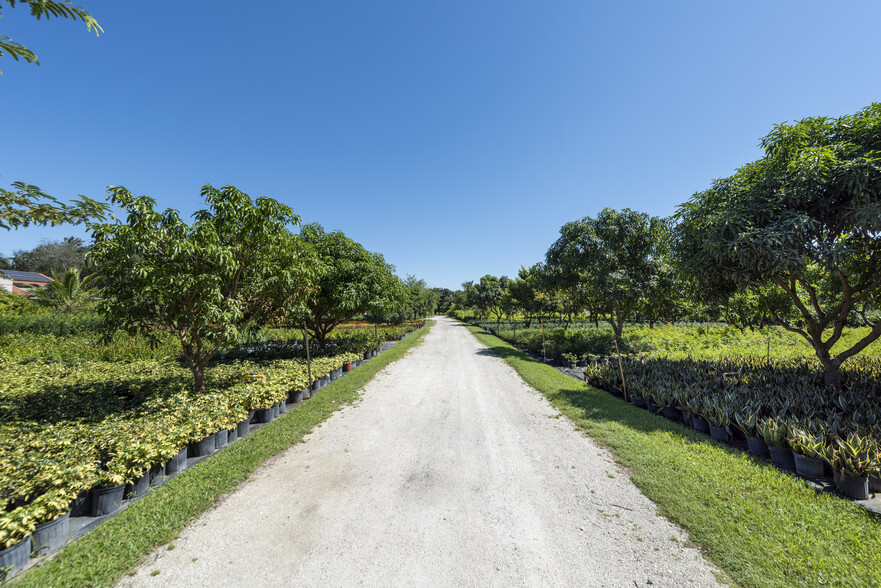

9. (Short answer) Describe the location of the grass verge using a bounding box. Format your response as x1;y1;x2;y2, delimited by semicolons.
14;323;431;588
467;324;881;588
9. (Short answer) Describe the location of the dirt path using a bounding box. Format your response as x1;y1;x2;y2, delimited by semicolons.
119;317;722;587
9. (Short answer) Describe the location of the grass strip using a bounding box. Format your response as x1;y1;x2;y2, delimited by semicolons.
467;324;881;588
14;323;431;588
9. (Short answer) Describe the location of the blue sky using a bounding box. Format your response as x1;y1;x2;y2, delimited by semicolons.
3;1;881;289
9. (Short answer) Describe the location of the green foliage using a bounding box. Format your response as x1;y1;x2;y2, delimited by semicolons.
33;268;98;313
546;208;672;338
0;1;101;74
0;182;107;229
90;185;317;393
299;223;403;345
10;236;90;275
675;103;881;388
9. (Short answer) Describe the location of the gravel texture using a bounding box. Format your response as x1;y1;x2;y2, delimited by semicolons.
118;317;723;587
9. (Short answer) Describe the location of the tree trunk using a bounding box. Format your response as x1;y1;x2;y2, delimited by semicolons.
192;366;206;395
820;357;843;390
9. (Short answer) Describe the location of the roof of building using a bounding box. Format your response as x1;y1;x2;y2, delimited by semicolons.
0;270;53;283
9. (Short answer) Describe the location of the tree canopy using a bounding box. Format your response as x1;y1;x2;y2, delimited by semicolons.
298;223;402;346
674;103;881;388
1;182;108;230
0;0;101;73
546;208;670;338
90;184;315;393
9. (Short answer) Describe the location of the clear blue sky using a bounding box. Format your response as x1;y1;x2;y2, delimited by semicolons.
3;1;880;289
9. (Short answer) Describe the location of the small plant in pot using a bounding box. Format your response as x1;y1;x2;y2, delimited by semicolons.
703;397;732;443
757;416;795;470
820;432;880;500
562;352;579;369
787;424;829;480
735;405;768;457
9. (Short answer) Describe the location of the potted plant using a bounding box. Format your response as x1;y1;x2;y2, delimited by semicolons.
787;425;828;479
734;406;768;458
820;432;879;500
90;466;127;517
703;397;732;443
28;489;73;557
758;417;795;470
0;507;32;581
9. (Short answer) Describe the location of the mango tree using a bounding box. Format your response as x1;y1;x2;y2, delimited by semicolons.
90;185;316;394
546;208;670;339
299;223;402;347
674;103;881;389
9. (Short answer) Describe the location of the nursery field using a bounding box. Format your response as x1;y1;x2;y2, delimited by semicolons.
468;318;881;503
0;320;422;567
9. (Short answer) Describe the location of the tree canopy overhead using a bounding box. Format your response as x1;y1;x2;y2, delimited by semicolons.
674;103;881;388
0;0;101;73
1;182;108;229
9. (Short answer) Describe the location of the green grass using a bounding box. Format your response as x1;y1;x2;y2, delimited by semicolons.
466;324;881;588
13;323;431;588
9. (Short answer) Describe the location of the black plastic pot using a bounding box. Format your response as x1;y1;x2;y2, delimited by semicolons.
681;410;691;428
660;406;680;421
69;489;92;517
125;470;150;499
793;452;825;479
0;536;31;581
31;511;70;556
215;429;228;450
692;416;710;434
237;418;251;438
91;484;125;516
278;400;287;415
165;448;188;475
302;387;312;400
746;435;769;458
288;388;304;404
838;474;869;500
646;402;661;414
247;409;256;423
256;407;274;424
709;425;730;443
271;403;279;419
870;474;881;493
769;446;795;470
190;433;216;457
227;427;237;444
631;396;647;409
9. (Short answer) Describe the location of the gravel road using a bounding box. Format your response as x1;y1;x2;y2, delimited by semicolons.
119;317;723;587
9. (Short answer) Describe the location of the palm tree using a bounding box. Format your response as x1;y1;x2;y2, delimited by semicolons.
34;268;98;313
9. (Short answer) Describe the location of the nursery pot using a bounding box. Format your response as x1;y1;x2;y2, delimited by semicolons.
190;433;216;458
236;418;251;438
165;448;188;475
69;489;92;516
288;388;304;404
870;474;881;493
125;470;150;500
215;428;228;450
31;511;70;556
746;435;769;458
91;484;125;516
631;396;647;409
343;362;353;372
768;446;795;471
660;406;680;421
247;409;256;423
709;425;730;443
692;416;710;434
227;427;237;444
302;386;312;400
838;474;870;500
646;402;661;414
0;536;31;581
681;410;692;428
256;407;274;424
793;453;825;479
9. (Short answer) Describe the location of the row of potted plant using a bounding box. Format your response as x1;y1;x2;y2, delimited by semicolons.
582;356;881;500
0;351;365;579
